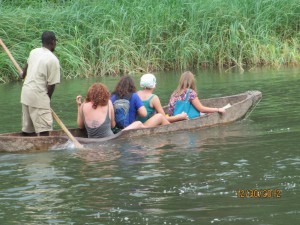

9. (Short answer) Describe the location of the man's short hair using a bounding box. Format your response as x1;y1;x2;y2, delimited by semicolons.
41;31;57;45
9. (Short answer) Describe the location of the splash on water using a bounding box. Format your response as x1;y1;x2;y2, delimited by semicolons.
49;139;76;150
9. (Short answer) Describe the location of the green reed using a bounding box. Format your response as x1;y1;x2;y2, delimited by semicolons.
1;0;300;82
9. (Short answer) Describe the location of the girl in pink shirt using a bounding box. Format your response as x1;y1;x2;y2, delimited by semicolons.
168;71;225;116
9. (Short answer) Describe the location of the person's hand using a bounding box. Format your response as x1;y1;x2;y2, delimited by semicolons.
19;72;24;80
179;112;188;120
76;95;82;107
218;108;225;114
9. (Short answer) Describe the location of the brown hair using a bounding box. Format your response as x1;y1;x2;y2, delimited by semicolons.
85;83;110;109
173;71;197;96
112;75;137;98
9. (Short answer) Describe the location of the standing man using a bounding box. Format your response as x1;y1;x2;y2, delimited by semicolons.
20;31;60;136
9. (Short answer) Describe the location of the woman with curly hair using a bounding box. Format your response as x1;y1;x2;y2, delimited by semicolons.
76;83;114;138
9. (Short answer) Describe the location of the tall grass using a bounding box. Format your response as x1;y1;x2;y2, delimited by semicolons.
1;0;300;82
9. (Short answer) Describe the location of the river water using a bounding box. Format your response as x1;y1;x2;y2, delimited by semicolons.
0;68;299;224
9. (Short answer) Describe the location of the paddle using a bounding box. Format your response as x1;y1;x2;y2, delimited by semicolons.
51;109;83;148
0;38;83;148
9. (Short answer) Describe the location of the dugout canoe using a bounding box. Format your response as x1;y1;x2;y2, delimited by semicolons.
0;90;262;153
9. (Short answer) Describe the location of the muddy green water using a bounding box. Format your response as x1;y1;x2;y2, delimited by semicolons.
0;68;299;224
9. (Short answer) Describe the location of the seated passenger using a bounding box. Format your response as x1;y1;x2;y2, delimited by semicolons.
111;75;169;130
137;73;188;123
168;71;225;117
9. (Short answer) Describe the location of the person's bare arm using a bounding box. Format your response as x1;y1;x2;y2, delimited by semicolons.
167;112;188;122
109;100;116;128
137;106;147;117
152;96;166;115
20;63;28;79
76;95;84;129
191;97;225;114
47;84;56;99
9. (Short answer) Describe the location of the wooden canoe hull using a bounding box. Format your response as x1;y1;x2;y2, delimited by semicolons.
0;90;262;152
0;136;69;153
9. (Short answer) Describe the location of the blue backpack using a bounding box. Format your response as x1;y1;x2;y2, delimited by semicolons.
113;94;132;128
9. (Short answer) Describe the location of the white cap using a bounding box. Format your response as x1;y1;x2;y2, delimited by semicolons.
140;73;156;88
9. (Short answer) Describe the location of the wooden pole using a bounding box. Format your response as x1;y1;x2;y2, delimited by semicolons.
51;109;83;148
0;39;23;74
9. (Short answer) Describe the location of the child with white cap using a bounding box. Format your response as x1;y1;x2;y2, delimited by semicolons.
137;73;188;123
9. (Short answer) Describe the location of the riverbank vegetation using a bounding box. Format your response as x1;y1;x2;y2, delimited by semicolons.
0;0;300;82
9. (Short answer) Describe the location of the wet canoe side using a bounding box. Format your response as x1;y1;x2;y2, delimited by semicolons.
0;90;262;152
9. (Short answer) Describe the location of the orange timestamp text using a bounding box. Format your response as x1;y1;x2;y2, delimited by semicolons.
236;189;282;198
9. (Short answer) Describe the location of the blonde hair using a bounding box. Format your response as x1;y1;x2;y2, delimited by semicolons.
173;71;197;96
